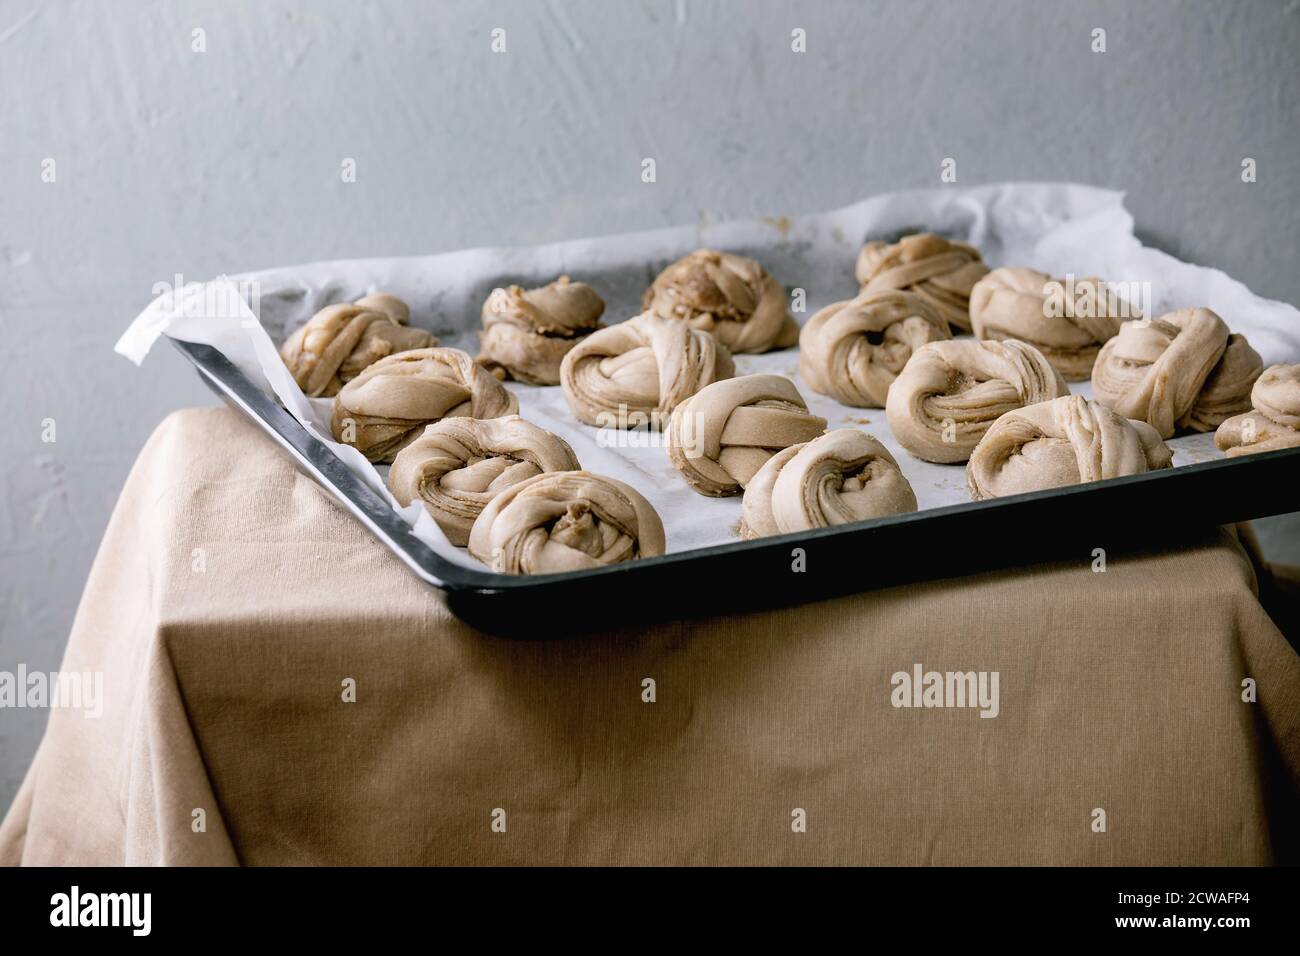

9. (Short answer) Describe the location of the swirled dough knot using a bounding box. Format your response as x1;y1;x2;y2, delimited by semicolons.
855;233;988;333
476;276;605;385
280;293;437;397
1215;364;1300;457
331;347;519;462
885;339;1069;463
969;268;1130;380
740;429;918;539
1091;308;1262;438
666;374;828;496
641;249;799;353
798;289;951;408
468;471;666;574
966;395;1173;500
560;312;735;428
388;415;581;546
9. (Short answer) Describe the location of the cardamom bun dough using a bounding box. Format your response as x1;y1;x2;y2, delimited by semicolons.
560;312;735;428
740;429;918;539
388;415;581;546
1183;333;1265;433
468;471;666;574
280;292;436;397
798;289;950;408
855;233;988;333
331;347;519;463
885;339;1069;464
666;374;827;497
969;267;1129;380
476;276;605;385
1215;364;1300;457
966;395;1173;500
1091;308;1262;438
641;249;799;354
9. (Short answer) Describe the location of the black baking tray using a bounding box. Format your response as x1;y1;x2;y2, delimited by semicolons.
174;338;1300;636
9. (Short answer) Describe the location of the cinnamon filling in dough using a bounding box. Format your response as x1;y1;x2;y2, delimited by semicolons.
476;276;605;385
642;249;799;354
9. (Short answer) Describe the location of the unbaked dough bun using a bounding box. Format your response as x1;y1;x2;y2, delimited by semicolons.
666;374;827;497
966;394;1173;500
388;415;581;546
641;249;799;354
1090;308;1262;438
799;289;950;408
885;338;1068;464
1214;364;1300;458
968;267;1129;381
281;293;436;397
468;471;666;574
739;429;918;539
331;347;518;463
854;233;988;333
476;276;605;385
560;312;734;428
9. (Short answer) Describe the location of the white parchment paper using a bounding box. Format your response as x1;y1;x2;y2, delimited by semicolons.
116;182;1300;566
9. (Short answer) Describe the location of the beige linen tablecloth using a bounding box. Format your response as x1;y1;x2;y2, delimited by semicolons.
2;407;1298;866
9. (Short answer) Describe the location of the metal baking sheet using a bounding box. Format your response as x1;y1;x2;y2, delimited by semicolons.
120;183;1300;635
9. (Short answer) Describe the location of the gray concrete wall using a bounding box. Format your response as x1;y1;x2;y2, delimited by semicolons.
2;0;1298;810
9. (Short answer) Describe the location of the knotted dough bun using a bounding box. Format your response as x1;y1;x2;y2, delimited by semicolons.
1091;308;1262;438
966;395;1173;500
1215;364;1300;458
388;416;581;546
855;233;988;333
281;293;436;397
560;312;735;428
331;347;519;462
969;267;1129;380
799;289;951;408
476;276;605;385
468;471;666;574
885;339;1069;463
666;374;827;496
740;429;918;539
641;249;799;354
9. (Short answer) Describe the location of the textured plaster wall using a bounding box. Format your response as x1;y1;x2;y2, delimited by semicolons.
1;0;1298;809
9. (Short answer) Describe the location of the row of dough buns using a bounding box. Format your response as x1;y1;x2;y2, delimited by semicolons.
277;234;1284;576
281;245;801;406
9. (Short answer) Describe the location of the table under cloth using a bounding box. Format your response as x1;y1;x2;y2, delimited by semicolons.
2;407;1298;866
